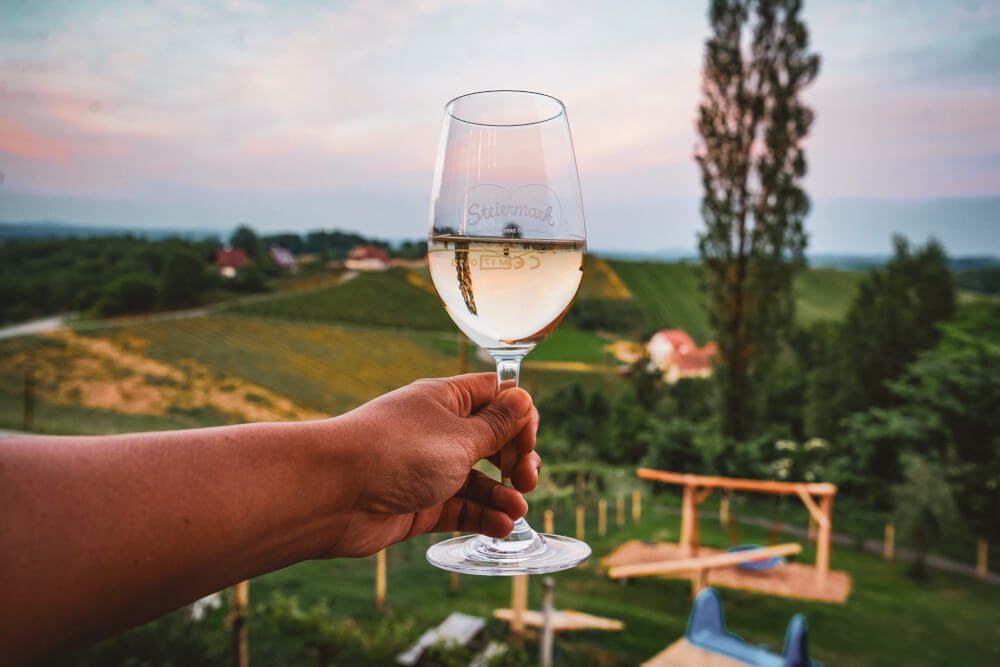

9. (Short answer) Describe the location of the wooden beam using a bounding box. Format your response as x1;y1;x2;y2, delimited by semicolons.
494;609;624;632
609;542;802;579
795;486;830;530
695;487;714;505
638;468;836;497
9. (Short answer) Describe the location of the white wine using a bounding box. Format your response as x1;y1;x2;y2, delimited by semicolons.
427;236;585;351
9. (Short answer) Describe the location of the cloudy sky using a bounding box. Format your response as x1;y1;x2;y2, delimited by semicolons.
1;0;999;254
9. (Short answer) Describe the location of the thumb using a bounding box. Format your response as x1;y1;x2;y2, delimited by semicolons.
464;388;534;463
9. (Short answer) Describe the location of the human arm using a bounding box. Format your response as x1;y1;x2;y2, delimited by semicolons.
0;373;539;663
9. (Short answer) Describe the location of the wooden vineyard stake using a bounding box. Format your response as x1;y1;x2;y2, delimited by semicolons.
511;574;528;637
616;495;625;528
230;581;249;667
375;549;386;611
719;495;730;526
632;489;641;522
544;509;554;534
598;499;607;537
977;540;989;580
884;524;895;560
769;520;783;546
576;506;585;541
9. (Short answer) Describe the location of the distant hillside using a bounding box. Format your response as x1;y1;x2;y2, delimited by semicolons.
607;260;863;344
0;221;224;240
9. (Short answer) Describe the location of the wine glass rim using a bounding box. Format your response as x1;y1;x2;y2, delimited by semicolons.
446;89;566;128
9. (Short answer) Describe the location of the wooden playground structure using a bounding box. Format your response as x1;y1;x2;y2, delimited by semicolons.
604;469;852;603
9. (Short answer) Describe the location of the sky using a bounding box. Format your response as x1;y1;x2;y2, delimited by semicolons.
1;0;999;254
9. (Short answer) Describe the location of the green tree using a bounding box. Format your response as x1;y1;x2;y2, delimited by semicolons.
159;250;207;308
96;273;159;316
230;224;261;260
893;455;960;579
805;237;955;438
696;0;820;439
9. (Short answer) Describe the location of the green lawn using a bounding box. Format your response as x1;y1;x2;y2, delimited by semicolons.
49;496;1000;666
531;325;612;364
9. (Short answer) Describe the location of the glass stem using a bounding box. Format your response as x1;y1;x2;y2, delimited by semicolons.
495;356;522;486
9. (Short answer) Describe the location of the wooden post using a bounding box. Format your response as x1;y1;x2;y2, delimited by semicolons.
632;489;641;522
977;540;989;580
727;516;739;546
616;495;625;528
691;568;709;600
769;519;783;546
23;361;35;432
544;509;554;534
510;575;528;637
576;505;585;541
449;532;460;592
457;333;469;375
719;495;729;526
375;549;387;611
884;524;895;560
539;577;555;667
808;515;817;541
598;500;607;537
816;495;833;584
680;484;697;552
231;581;249;667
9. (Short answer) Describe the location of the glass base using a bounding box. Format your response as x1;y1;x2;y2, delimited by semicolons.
426;518;591;576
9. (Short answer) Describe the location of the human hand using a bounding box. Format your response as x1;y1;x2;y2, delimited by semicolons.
324;373;541;558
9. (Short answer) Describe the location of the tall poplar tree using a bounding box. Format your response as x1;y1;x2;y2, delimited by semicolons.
696;0;820;439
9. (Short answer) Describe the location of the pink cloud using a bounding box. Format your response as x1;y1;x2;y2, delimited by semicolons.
0;116;70;162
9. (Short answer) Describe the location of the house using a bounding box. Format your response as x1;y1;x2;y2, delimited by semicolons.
268;246;298;272
345;244;391;271
647;329;718;383
215;247;248;278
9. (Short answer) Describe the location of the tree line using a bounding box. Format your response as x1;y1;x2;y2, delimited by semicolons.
0;225;427;325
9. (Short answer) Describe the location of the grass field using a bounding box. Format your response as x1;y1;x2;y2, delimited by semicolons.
607;260;863;344
50;496;1000;666
793;268;865;325
226;268;455;331
0;315;623;435
607;260;713;343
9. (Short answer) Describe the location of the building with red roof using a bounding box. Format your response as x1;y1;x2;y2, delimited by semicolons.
345;244;391;271
215;247;249;278
647;329;718;383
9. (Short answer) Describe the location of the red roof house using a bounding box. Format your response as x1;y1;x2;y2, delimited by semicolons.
647;329;718;383
345;244;391;271
216;247;248;277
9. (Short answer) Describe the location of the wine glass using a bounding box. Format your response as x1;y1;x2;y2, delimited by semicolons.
424;90;591;575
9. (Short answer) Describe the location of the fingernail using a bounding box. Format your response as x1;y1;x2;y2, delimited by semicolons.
498;388;531;416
